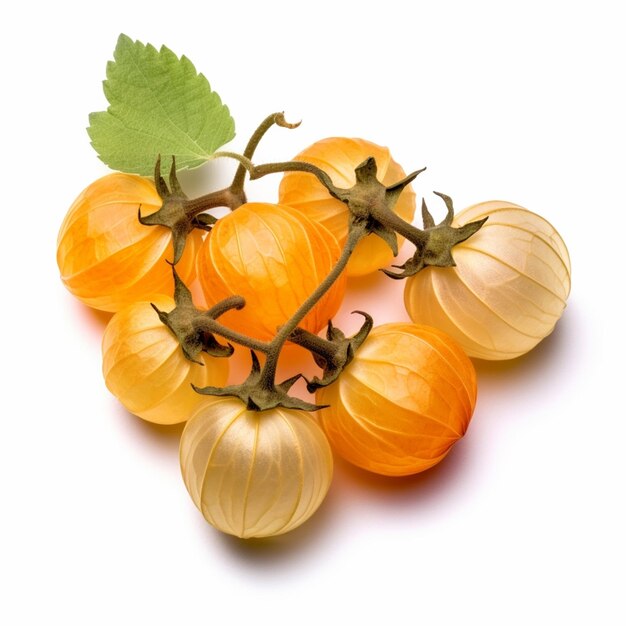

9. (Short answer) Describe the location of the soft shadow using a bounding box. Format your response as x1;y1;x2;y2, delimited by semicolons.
201;437;475;566
113;402;184;456
341;268;411;328
212;477;339;566
67;294;113;331
331;438;473;507
473;305;577;385
346;270;387;297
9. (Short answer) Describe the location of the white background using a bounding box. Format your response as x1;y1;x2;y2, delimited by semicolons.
2;1;624;624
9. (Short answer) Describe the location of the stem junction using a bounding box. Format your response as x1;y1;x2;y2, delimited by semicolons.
146;112;488;412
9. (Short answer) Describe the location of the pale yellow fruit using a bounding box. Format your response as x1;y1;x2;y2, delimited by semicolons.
180;398;333;538
404;201;571;360
102;297;229;425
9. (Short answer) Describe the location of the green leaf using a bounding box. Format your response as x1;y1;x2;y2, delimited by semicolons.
88;34;235;175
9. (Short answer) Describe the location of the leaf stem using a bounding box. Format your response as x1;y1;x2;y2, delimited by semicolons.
230;112;299;197
212;152;345;201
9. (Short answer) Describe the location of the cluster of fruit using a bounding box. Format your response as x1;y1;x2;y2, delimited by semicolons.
57;129;570;539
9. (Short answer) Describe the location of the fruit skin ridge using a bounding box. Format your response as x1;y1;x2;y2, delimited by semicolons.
57;173;201;312
404;200;572;360
102;297;229;425
197;202;347;342
180;397;333;538
317;322;477;477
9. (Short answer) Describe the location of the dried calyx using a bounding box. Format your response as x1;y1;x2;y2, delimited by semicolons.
330;157;425;256
221;128;487;279
193;351;324;412
382;192;488;278
139;112;298;264
151;266;242;363
138;156;232;264
153;267;330;411
288;312;373;392
289;156;487;279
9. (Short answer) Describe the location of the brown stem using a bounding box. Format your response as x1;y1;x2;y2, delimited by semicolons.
230;112;300;198
250;161;344;200
194;317;271;354
258;224;367;389
288;327;337;362
370;204;428;249
176;113;303;220
205;296;245;319
184;187;244;218
213;151;346;202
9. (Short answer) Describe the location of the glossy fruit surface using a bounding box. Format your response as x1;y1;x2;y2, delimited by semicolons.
404;201;571;360
317;323;477;476
180;397;333;538
102;297;228;425
57;173;202;312
197;202;346;341
278;137;416;276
